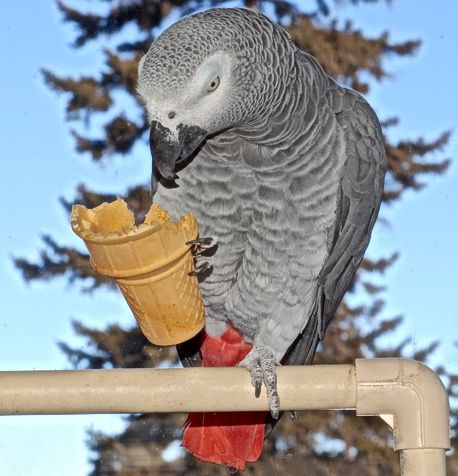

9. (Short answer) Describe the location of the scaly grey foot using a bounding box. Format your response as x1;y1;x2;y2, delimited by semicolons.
239;345;280;419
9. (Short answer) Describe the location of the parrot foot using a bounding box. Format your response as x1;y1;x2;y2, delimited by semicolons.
187;236;218;277
239;346;280;419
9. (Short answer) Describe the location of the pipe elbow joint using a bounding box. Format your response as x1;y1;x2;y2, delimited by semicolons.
355;358;450;451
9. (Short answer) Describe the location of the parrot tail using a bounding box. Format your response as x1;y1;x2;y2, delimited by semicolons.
181;323;268;470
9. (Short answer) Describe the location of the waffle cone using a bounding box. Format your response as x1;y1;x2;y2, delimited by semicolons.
71;198;205;346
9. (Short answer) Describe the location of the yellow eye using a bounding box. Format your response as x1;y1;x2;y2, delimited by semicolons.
207;76;220;92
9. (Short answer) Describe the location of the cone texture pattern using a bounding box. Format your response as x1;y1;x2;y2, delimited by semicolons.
71;199;205;345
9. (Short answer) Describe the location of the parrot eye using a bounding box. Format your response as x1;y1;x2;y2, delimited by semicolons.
207;76;220;92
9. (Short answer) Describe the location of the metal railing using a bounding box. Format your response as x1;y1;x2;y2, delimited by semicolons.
0;358;450;475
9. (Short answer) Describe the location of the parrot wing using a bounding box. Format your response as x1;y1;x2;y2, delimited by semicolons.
284;85;387;366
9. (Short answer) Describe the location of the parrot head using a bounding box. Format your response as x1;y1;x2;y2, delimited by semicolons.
138;47;236;181
137;8;294;187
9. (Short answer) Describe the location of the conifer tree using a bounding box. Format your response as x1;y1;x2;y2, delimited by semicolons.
15;1;457;474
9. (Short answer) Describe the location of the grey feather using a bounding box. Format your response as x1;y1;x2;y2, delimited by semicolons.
138;7;386;372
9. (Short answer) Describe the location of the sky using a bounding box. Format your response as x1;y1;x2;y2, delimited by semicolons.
0;0;457;475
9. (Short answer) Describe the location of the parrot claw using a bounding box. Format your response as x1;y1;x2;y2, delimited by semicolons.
188;261;212;276
186;235;218;249
238;345;280;419
290;410;297;421
187;236;217;277
254;379;262;398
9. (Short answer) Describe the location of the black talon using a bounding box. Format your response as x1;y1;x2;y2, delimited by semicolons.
290;410;297;421
186;236;218;249
254;380;262;398
188;261;212;276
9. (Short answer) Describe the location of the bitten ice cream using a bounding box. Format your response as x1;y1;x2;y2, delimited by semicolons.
71;198;205;346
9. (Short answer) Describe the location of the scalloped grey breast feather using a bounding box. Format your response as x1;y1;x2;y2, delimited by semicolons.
138;7;387;366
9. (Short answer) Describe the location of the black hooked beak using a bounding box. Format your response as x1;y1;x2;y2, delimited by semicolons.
149;120;207;185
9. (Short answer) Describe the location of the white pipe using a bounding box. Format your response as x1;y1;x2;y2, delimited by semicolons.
355;359;450;475
355;359;450;451
0;359;449;475
0;365;356;414
401;449;447;476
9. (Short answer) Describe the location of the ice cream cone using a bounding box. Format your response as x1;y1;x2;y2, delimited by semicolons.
70;198;205;346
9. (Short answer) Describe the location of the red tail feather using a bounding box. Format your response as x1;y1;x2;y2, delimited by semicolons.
181;324;268;470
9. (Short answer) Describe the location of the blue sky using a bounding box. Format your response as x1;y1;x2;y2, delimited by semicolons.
0;1;457;475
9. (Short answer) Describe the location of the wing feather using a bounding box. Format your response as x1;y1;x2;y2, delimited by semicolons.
285;87;386;365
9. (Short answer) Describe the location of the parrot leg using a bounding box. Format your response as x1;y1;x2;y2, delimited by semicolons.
239;346;280;419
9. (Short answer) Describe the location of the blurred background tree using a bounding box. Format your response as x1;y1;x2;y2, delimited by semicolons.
14;0;457;474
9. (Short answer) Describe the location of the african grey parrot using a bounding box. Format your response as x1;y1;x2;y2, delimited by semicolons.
137;7;386;470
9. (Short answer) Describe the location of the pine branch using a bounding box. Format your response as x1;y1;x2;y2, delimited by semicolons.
384;131;451;201
15;185;152;288
360;252;398;273
42;69;112;119
13;235;112;291
70;131;106;160
411;341;440;362
72;115;148;160
60;183;151;220
361;281;386;295
364;316;403;344
287;16;420;93
56;0;165;47
101;50;144;93
59;320;176;369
